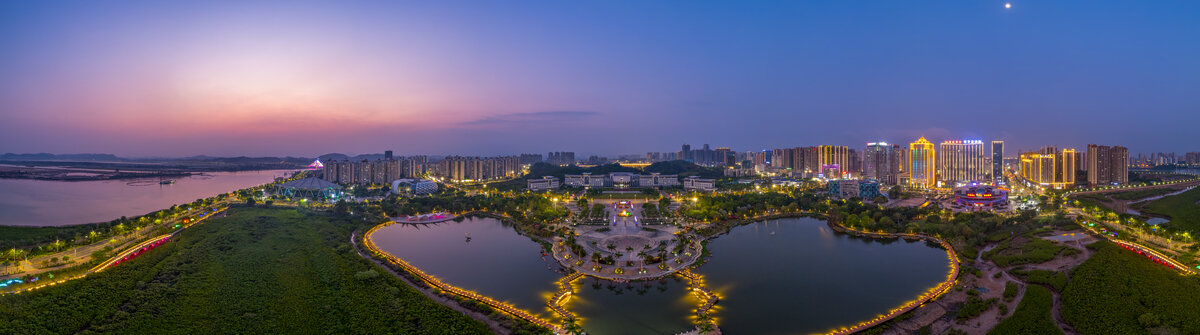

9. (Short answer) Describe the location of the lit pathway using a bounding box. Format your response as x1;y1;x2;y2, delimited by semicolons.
363;221;566;334
821;224;961;335
1;207;228;295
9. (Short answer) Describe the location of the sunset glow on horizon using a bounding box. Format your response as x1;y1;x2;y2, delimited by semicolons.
2;1;1198;156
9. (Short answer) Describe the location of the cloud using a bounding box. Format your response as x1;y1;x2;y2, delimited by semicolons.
459;110;599;126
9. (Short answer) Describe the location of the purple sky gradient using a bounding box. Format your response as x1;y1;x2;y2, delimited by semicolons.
1;1;1198;157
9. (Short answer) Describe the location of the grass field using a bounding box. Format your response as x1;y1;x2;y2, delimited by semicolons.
988;285;1061;335
1062;241;1200;335
0;207;493;334
1140;187;1200;232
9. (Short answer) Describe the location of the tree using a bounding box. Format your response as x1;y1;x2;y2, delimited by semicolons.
333;200;351;217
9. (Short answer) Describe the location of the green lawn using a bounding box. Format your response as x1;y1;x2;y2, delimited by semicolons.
989;285;1061;335
1140;187;1200;232
0;207;493;334
1062;241;1200;335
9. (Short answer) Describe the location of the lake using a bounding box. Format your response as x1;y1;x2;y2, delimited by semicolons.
0;170;294;226
371;216;952;335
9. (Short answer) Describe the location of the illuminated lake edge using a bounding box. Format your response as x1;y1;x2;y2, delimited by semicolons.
364;212;959;335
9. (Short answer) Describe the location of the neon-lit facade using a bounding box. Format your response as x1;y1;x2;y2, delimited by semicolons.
909;137;936;189
953;185;1008;209
937;140;987;186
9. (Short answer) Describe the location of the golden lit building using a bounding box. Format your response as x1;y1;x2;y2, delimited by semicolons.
1018;148;1076;189
817;145;850;178
909;137;936;188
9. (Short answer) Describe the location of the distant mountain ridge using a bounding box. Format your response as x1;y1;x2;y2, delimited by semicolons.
0;153;122;161
0;153;313;165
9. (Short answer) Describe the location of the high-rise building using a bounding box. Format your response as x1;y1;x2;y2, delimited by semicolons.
864;142;903;185
1087;144;1129;186
680;144;692;161
519;153;543;165
1019;148;1076;188
937;140;987;186
909;137;936;188
385;150;393;160
817;145;850;178
547;152;575;165
991;141;1004;183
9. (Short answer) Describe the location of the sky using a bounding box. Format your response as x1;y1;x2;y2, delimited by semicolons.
1;0;1198;157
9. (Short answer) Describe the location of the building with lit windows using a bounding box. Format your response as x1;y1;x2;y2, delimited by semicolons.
1018;147;1076;189
991;141;1004;184
909;137;936;189
682;176;717;191
527;176;560;191
827;179;882;200
937;140;988;186
1087;144;1129;186
818;145;851;178
864;142;904;185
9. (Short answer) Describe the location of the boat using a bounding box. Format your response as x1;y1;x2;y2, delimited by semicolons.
770;231;776;236
465;232;472;241
159;180;175;185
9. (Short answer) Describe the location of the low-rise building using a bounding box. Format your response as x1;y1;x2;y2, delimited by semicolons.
638;172;680;187
827;179;882;200
527;176;560;191
683;176;717;191
564;173;607;188
391;179;439;195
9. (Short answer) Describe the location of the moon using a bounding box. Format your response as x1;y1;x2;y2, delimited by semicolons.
1005;3;1012;9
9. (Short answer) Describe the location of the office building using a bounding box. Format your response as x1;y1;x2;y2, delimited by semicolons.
937;140;988;186
991;141;1004;183
527;176;560;191
909;137;936;188
683;176;717;191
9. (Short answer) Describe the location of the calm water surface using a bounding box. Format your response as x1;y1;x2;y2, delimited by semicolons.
697;217;950;334
372;216;951;335
0;170;294;226
370;217;566;319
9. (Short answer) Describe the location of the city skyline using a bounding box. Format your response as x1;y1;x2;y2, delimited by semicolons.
2;1;1199;157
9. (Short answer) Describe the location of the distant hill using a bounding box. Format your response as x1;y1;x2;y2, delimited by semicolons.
644;160;725;178
0;153;123;161
317;153;389;162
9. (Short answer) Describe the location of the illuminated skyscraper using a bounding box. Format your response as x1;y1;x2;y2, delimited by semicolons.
909;137;936;188
991;141;1004;183
937;140;987;186
817;145;850;178
1018;147;1077;189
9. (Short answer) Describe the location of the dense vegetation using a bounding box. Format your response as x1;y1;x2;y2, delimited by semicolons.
1140;187;1200;232
1;197;225;258
983;236;1073;267
1010;269;1068;292
1108;188;1177;201
988;285;1061;335
1063;241;1200;335
0;207;492;334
